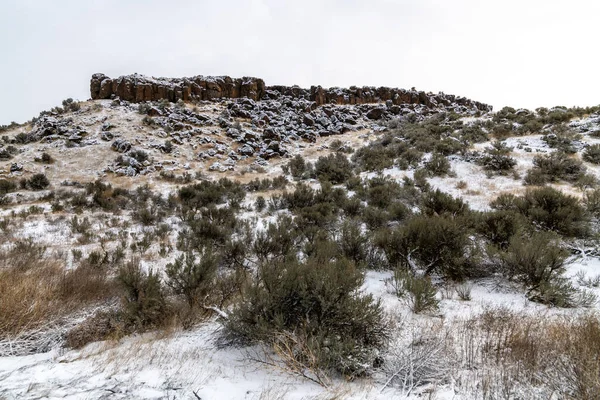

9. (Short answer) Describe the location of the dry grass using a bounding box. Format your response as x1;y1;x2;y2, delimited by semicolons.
450;308;600;399
0;244;116;340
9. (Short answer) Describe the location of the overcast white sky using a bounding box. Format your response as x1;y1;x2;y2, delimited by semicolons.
1;0;599;124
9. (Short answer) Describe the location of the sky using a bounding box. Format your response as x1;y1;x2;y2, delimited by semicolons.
1;0;599;125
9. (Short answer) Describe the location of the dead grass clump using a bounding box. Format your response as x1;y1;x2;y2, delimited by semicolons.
64;310;123;349
459;308;600;399
0;242;116;343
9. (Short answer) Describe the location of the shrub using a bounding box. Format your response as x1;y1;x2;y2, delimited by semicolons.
255;195;266;212
337;219;369;268
252;215;299;262
34;152;54;164
61;98;81;112
390;268;439;313
584;189;600;218
225;257;388;378
423;153;452;177
524;151;585;185
65;310;122;349
476;210;525;250
421;189;469;217
166;250;218;307
117;259;168;329
542;130;580;154
583;144;600;164
0;179;17;195
491;187;589;237
129;149;149;163
379;215;476;280
500;232;575;306
0;243;114;344
26;173;50;190
287;155;310;179
478;141;517;174
162;140;174;154
314;152;353;184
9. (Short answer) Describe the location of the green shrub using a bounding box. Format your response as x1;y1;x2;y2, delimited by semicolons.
253;215;299;262
26;174;50;190
389;268;439;313
117;258;168;329
225;257;388;378
524;151;585;185
478;141;517;174
476;210;525;250
286;154;310;179
379;215;476;280
584;189;600;218
423;153;452;177
314;153;353;184
337;219;369;268
34;152;54;164
500;232;576;306
352;143;395;171
129;149;149;163
492;187;589;238
583;144;600;164
166;250;218;307
0;179;17;195
421;189;469;217
255;195;266;212
542;129;580;154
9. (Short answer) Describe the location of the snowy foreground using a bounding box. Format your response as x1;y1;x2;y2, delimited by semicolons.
2;259;600;399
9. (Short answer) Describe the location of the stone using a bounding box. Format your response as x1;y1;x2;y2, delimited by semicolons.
111;139;131;153
10;163;23;172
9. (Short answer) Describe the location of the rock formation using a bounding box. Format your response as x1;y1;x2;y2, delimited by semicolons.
90;73;492;112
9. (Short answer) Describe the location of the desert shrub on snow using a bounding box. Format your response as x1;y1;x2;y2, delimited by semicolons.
255;195;266;212
0;241;114;350
542;128;581;154
478;141;517;174
475;210;526;250
285;154;311;180
336;219;371;268
583;144;600;164
389;268;439;313
423;153;452;177
499;232;578;306
253;215;300;262
224;256;388;378
490;187;589;237
524;151;585;185
0;179;17;194
420;189;469;217
584;188;600;219
117;258;168;330
128;149;149;163
22;173;50;190
166;249;218;307
178;179;245;218
34;152;54;164
177;205;239;250
378;215;478;280
352;141;395;171
314;152;353;184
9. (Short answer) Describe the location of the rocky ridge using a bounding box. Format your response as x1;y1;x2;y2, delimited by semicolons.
90;73;492;112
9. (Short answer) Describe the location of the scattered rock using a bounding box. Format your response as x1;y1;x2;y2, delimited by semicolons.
111;139;131;153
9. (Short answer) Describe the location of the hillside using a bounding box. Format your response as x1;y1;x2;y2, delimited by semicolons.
1;74;600;399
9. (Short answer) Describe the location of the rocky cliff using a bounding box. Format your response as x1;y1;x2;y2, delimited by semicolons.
90;73;492;112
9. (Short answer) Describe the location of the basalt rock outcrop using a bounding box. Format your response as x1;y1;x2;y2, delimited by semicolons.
90;73;492;112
